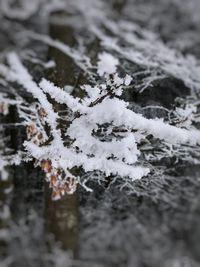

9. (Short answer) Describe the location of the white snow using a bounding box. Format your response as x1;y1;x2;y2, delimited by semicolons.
0;51;200;189
97;52;119;76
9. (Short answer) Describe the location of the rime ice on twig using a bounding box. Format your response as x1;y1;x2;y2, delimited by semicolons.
0;50;200;198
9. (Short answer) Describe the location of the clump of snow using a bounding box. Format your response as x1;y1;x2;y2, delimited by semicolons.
97;52;119;76
124;74;132;86
0;159;8;181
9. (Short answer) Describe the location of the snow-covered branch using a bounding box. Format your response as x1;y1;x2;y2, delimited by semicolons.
0;50;199;199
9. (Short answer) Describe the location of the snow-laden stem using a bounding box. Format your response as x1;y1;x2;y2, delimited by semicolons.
0;51;199;198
